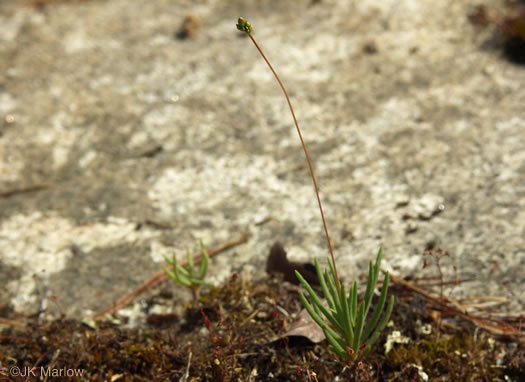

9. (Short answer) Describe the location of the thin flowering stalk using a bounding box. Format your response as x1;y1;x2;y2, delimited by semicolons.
236;18;394;363
235;17;340;293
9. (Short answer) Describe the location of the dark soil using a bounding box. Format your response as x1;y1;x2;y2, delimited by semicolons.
1;270;524;381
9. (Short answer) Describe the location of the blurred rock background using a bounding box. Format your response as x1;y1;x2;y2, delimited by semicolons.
0;0;523;321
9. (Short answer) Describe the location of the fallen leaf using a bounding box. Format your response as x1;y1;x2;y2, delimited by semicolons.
284;305;326;343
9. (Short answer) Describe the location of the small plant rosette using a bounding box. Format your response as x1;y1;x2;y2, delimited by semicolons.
163;240;212;290
295;249;394;362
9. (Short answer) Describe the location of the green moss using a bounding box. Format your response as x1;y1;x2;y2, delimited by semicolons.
1;275;523;381
386;331;503;380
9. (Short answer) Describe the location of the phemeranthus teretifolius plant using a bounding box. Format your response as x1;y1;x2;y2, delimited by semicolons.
163;240;211;300
295;249;394;361
236;17;394;363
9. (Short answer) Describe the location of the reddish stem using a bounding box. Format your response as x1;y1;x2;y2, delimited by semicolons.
246;32;340;292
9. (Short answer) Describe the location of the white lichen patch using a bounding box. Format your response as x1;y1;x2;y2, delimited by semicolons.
274;34;353;82
6;273;41;313
0;147;25;183
148;152;321;226
78;150;98;168
0;92;17;114
408;193;445;220
62;27;95;54
0;212;160;311
392;255;422;274
0;9;27;42
368;97;423;134
0;212;160;271
127;103;189;151
0;93;24;181
385;330;411;354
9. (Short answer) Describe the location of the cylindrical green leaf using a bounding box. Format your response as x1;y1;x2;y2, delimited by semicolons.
352;301;366;350
295;270;345;334
315;257;335;311
186;247;195;278
361;272;390;341
324;327;348;360
197;240;209;280
365;295;394;349
340;281;354;344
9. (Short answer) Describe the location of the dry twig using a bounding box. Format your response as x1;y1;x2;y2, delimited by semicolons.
389;273;525;341
0;184;50;198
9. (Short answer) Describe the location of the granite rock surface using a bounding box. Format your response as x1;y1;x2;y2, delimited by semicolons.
0;0;523;321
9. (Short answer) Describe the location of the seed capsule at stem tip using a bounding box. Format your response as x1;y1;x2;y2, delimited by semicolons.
236;17;252;34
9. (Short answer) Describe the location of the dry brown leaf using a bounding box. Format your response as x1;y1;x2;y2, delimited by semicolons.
284;304;328;343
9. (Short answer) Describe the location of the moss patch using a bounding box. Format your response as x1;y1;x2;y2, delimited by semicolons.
1;274;523;381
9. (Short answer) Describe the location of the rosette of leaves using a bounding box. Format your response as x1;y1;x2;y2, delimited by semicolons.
163;240;212;300
295;249;394;362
